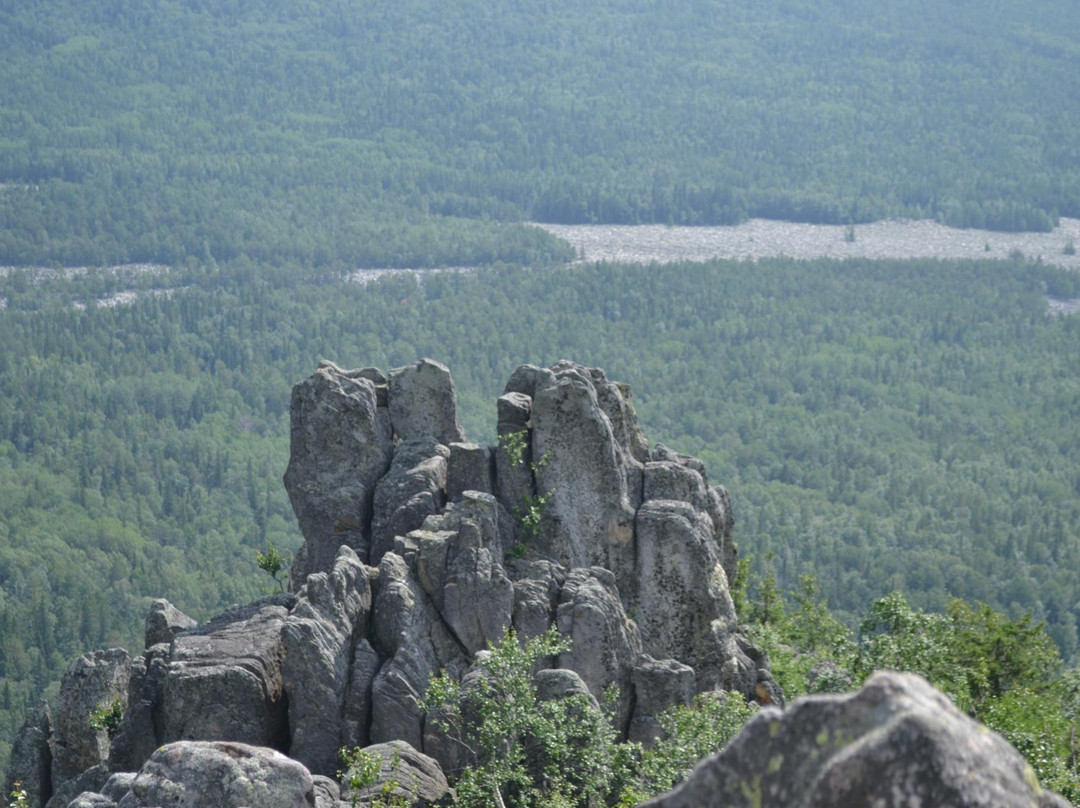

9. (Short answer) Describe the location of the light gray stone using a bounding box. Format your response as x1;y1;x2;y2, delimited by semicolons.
115;741;316;808
284;363;393;581
642;671;1072;808
45;764;108;808
387;359;465;445
509;559;565;642
108;644;169;773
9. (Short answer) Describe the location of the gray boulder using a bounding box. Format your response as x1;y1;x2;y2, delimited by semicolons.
370;439;449;566
143;599;196;648
388;358;465;445
66;794;115;808
534;668;597;706
340;740;450;808
5;700;53;808
282;546;375;776
284;362;393;582
161;597;291;750
494;392;535;518
555;568;641;732
628;656;696;745
51;649;130;787
115;741;316;808
641;671;1071;808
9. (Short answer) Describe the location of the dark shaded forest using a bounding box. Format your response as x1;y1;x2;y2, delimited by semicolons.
2;0;1080;268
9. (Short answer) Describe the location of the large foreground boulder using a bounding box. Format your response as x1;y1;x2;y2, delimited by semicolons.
640;671;1070;808
115;741;316;808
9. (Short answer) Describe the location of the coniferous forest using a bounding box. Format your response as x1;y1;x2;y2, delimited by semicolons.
3;0;1080;796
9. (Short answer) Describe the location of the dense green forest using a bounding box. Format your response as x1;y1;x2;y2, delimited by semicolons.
3;0;1080;268
1;255;1079;773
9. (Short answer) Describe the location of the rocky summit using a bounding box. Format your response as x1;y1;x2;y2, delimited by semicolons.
4;360;1067;807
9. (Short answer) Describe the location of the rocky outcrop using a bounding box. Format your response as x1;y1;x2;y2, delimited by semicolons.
641;671;1071;808
6;359;777;807
341;740;451;808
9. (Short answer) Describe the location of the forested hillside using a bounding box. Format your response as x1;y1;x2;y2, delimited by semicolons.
2;257;1079;769
3;0;1080;267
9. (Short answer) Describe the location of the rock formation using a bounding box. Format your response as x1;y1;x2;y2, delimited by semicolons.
6;359;1067;808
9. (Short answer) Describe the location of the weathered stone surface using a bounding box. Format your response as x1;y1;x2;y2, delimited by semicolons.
555;568;641;732
44;763;108;808
311;774;340;808
446;442;493;502
100;773;136;803
642;671;1071;808
633;499;754;695
52;649;131;787
5;700;53;808
282;547;374;777
415;495;514;655
531;365;636;584
66;793;115;808
628;656;696;745
509;559;565;641
342;639;381;749
494;392;536;517
341;741;450;808
370;552;467;759
144;599;196;649
161;597;291;751
108;644;169;773
284;363;393;582
388;359;465;445
370;439;449;566
534;668;597;706
503;364;557;399
115;741;316;808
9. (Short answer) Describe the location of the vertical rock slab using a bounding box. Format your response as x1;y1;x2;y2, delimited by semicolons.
634;498;753;694
161;597;292;751
51;649;131;788
555;568;641;732
369;552;468;761
109;644;170;773
284;362;392;581
281;547;374;777
388;359;465;445
5;700;53;808
628;656;696;745
531;365;636;584
446;442;493;502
